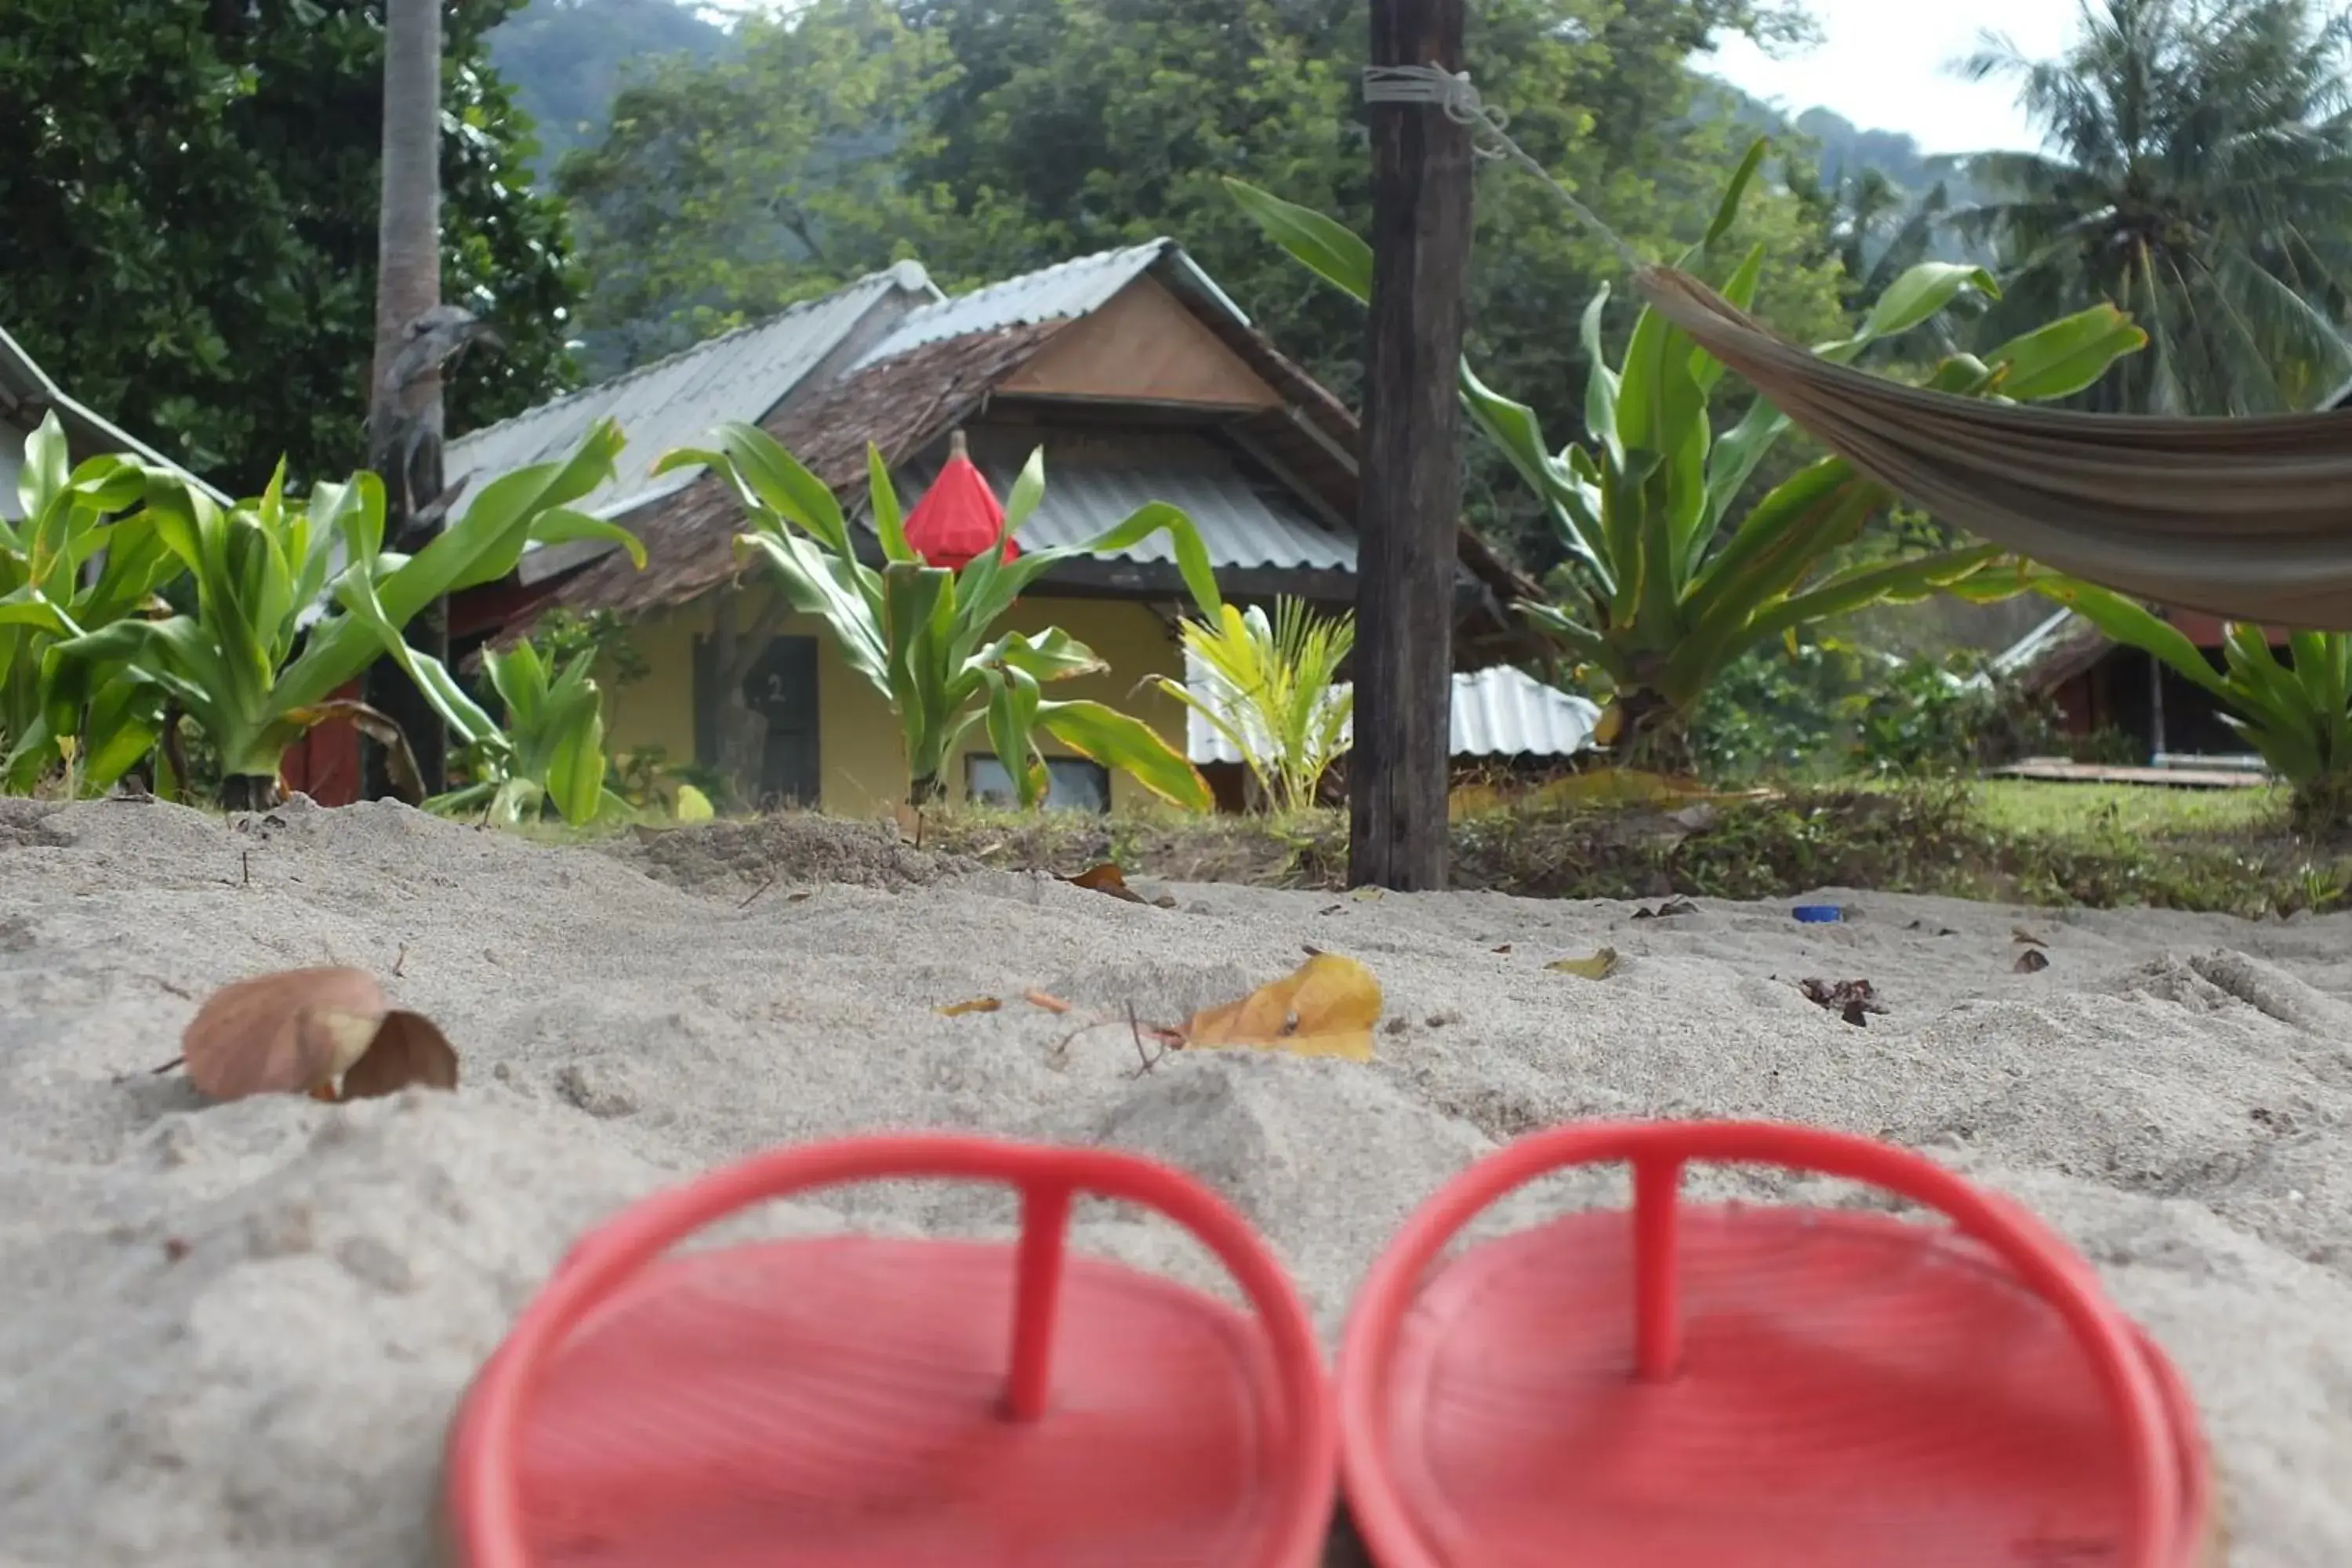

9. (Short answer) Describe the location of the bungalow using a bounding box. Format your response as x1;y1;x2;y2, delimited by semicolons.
1990;379;2352;777
366;240;1564;815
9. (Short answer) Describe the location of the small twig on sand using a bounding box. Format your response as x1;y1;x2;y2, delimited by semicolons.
737;873;777;911
1047;1019;1104;1065
1125;1001;1167;1078
393;943;409;978
149;1055;184;1076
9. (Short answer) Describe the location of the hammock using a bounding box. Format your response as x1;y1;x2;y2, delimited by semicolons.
1359;65;2352;631
1635;265;2352;630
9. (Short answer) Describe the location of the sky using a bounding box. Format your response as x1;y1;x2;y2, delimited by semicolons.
1706;0;2086;156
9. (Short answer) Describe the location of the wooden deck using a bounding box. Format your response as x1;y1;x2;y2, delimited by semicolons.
1991;758;2271;789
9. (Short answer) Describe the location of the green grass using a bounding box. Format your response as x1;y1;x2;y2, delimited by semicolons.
1972;779;2289;837
916;778;2352;917
411;773;2352;919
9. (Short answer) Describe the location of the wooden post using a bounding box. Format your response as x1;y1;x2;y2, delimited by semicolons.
1353;0;1472;890
362;0;448;801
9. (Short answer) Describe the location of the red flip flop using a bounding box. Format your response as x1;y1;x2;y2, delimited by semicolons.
443;1134;1338;1567
1338;1120;2217;1567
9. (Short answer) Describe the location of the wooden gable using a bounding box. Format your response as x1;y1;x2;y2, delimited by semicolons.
998;274;1283;411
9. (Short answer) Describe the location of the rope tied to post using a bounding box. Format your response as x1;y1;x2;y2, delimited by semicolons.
1360;63;1646;274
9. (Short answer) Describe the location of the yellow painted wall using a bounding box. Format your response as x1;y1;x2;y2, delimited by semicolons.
598;585;1190;815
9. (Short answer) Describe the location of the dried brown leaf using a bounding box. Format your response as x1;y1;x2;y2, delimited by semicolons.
938;996;1003;1017
2014;948;2052;974
182;967;387;1102
2012;927;2047;947
340;1011;459;1099
1182;953;1382;1062
1799;978;1886;1027
1062;862;1145;903
1022;990;1073;1014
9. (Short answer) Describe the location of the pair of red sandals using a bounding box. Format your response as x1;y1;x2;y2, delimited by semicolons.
444;1120;2219;1566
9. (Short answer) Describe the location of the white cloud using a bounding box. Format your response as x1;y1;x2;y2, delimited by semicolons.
1704;0;2085;155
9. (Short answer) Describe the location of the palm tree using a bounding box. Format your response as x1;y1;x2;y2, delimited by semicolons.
1788;162;1965;358
364;0;450;797
1954;0;2352;414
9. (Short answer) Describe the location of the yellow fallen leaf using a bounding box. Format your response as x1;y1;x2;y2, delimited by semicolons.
674;784;715;822
1548;948;1621;979
1351;887;1385;902
1182;953;1381;1062
938;996;1002;1017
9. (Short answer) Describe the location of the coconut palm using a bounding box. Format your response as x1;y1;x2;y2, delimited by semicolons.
1954;0;2352;414
1792;166;1949;311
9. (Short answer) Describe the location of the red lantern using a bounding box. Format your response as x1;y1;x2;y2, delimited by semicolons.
903;430;1020;569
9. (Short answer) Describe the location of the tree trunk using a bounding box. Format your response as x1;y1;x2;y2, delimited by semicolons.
1352;0;1472;891
1610;688;1696;776
707;596;779;809
361;0;448;800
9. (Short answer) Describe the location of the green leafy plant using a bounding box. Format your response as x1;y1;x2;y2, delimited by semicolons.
43;419;640;807
428;641;630;826
608;743;724;818
1149;597;1354;814
1854;650;2059;777
659;422;1224;809
1229;142;2146;769
1;413;192;791
2034;580;2352;826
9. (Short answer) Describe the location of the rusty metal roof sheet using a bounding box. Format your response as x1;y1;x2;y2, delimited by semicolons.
445;262;939;524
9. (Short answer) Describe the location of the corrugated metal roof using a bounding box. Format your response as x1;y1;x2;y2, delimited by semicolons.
892;429;1352;572
851;242;1171;368
1185;654;1601;764
1446;662;1606;757
1993;607;2084;675
445;262;938;521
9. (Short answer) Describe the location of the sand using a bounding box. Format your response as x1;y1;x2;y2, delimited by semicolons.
0;793;2347;1566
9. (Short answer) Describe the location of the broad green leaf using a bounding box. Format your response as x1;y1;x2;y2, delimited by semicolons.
1004;446;1047;535
2032;580;2238;706
545;697;608;824
1987;306;2149;401
1224;178;1372;303
1579;286;1621;456
20;413;69;522
1036;698;1211;811
1742;546;2005;651
1693;138;1770;257
868;443;913;563
982;664;1047;808
1857;263;2001;344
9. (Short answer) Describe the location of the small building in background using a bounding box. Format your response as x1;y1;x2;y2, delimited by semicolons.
340;241;1551;816
1996;604;2281;775
1990;376;2352;783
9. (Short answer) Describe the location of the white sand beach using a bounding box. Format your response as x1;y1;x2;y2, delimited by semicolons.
1;794;2347;1566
